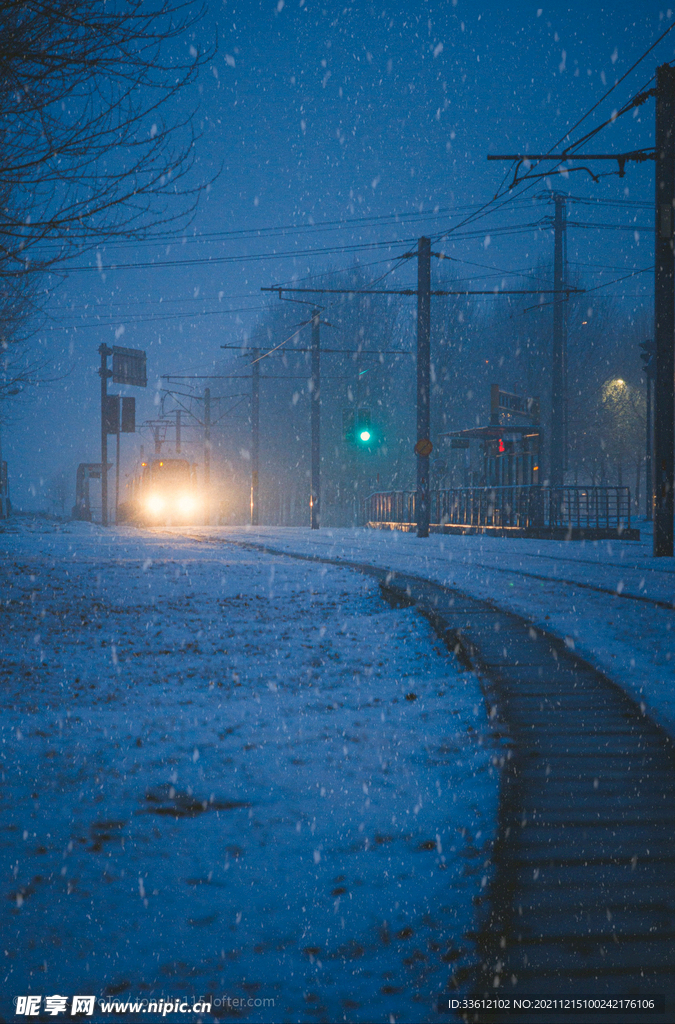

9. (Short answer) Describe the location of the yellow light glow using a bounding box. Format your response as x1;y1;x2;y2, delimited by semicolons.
602;377;628;403
146;494;165;514
177;494;196;514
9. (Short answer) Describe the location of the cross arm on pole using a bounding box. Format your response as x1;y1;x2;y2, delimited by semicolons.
487;149;655;184
262;285;584;297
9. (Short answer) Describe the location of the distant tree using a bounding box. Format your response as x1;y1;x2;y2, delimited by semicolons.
49;468;70;516
0;275;46;400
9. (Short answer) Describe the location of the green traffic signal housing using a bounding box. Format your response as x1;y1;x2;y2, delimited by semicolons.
355;408;372;445
343;407;376;447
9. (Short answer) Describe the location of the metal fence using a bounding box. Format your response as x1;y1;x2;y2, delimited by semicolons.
364;485;633;533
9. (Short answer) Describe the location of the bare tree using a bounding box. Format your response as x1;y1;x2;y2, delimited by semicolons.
0;1;212;263
0;0;214;399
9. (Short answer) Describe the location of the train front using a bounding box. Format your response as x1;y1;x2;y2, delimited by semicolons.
134;458;203;525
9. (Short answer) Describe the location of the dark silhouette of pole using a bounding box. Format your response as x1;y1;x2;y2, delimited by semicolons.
654;63;675;556
416;236;431;538
0;421;5;519
640;339;655;521
550;195;567;488
204;386;211;525
310;310;321;529
115;414;120;522
646;372;653;521
251;348;260;526
99;344;112;526
176;410;181;454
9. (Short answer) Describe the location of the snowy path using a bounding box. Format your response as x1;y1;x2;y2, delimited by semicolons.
0;525;497;1023
205;526;675;740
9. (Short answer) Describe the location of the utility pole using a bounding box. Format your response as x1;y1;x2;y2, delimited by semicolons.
654;63;675;557
646;372;653;521
175;410;181;454
98;344;112;526
416;236;431;538
153;426;161;455
115;407;120;523
204;386;211;526
641;339;656;521
550;194;567;488
251;348;260;526
310;309;321;529
0;420;5;519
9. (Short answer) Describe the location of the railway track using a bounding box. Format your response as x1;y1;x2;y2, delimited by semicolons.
447;558;675;611
379;573;675;1024
172;527;675;610
195;535;674;1023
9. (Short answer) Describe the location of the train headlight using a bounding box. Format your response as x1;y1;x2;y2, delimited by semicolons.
177;493;196;514
146;494;165;515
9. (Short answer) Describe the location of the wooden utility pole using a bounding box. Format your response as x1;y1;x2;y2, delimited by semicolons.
310;309;321;529
550;195;567;488
641;339;656;521
416;237;431;538
99;344;112;526
251;348;260;526
646;373;653;521
175;410;181;454
654;63;675;557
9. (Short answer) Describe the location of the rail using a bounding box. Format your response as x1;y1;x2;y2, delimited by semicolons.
364;485;633;534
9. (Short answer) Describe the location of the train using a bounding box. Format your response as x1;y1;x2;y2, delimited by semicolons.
117;457;203;525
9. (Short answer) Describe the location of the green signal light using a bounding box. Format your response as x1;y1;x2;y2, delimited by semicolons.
359;429;372;442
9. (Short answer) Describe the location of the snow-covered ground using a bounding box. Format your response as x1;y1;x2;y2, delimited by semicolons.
0;523;497;1023
207;522;675;741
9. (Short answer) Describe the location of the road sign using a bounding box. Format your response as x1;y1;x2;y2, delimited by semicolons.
451;438;470;449
112;346;147;387
121;397;136;433
414;438;433;457
103;395;120;434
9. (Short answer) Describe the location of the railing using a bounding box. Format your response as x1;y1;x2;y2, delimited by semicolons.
364;485;632;534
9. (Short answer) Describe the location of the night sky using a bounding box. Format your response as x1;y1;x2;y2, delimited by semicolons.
4;0;669;511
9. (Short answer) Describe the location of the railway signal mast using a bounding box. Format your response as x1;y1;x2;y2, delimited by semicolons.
98;344;146;526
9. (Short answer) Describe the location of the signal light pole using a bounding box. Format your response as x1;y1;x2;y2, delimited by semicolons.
416;237;431;538
550;195;567;488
